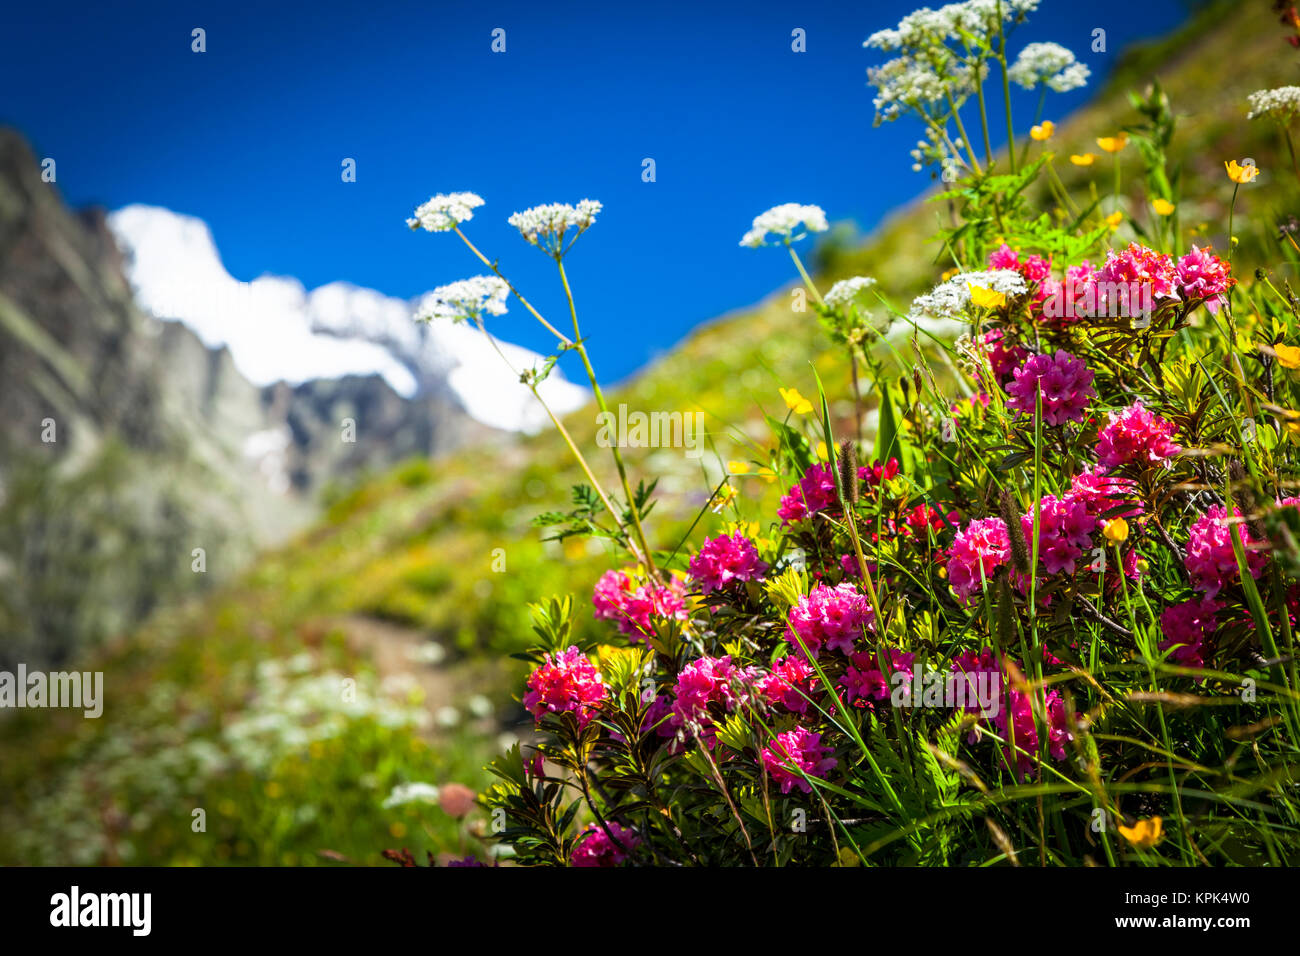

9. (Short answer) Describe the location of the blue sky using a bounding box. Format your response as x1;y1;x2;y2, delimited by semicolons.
2;0;1188;383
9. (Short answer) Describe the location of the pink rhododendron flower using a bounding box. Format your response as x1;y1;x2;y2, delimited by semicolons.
688;531;768;594
859;457;900;487
778;462;839;523
570;822;640;867
757;655;817;713
1096;401;1180;471
670;655;755;743
592;569;687;643
786;582;874;658
1175;245;1233;311
989;243;1020;270
947;517;1011;602
840;648;916;708
1097;241;1179;305
1069;466;1143;520
524;646;607;728
1184;506;1268;597
1021;494;1096;576
980;328;1029;381
759;728;837;794
1159;596;1221;670
1005;350;1095;426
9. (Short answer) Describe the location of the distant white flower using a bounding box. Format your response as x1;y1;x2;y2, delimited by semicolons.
508;200;602;256
908;269;1026;325
824;276;878;312
1008;42;1090;93
407;192;485;232
1247;86;1300;121
415;276;509;324
740;203;828;248
382;782;441;809
865;0;1041;51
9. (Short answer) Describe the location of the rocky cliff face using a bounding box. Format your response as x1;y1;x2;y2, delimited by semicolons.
0;127;495;667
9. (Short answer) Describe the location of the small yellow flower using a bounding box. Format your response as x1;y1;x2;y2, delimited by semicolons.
728;460;751;474
941;266;960;281
1030;121;1055;141
1134;556;1150;574
1101;517;1129;543
755;466;778;484
1225;159;1259;184
1069;153;1096;166
1275;343;1300;369
816;440;829;461
968;284;1007;309
1105;211;1124;229
1096;133;1128;153
780;386;814;415
710;484;738;512
1151;198;1175;216
389;821;408;839
1118;816;1163;849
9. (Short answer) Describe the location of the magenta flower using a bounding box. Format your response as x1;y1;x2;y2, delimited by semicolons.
757;655;817;714
980;328;1028;381
988;243;1020;270
592;569;687;643
1069;465;1143;520
1185;506;1268;597
670;655;753;739
1096;401;1180;471
759;728;837;794
839;648;916;708
777;462;839;523
947;517;1011;603
688;531;768;594
786;582;874;658
1175;245;1233;310
570;822;640;867
1021;494;1096;577
523;646;607;728
1159;596;1220;670
1097;241;1179;302
1005;350;1095;425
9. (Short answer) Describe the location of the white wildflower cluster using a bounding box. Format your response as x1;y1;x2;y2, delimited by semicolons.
407;191;485;232
865;0;1040;51
1007;42;1090;93
907;269;1026;325
1247;86;1300;121
910;127;964;174
415;275;509;324
824;276;879;312
739;203;829;248
868;53;976;125
507;200;602;256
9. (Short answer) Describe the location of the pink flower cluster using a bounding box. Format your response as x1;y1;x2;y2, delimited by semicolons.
1175;245;1234;308
1096;401;1180;471
1184;506;1268;597
840;648;916;708
980;328;1029;381
947;517;1011;602
786;583;874;658
1005;350;1095;426
688;531;768;594
670;654;753;738
757;655;817;714
592;569;687;643
1159;596;1220;670
570;822;640;867
778;462;840;523
1069;466;1143;520
759;728;837;794
1023;494;1096;576
523;646;607;728
1098;242;1179;302
859;457;900;487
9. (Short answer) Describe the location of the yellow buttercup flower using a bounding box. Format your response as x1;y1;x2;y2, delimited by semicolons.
1118;816;1163;849
968;284;1007;309
1102;517;1129;543
1275;343;1300;369
1030;121;1055;141
816;440;829;461
755;466;778;484
1225;159;1259;184
710;484;737;512
1069;153;1096;166
780;387;813;415
941;266;960;281
1096;133;1128;153
1151;198;1175;216
728;460;751;474
1105;211;1124;229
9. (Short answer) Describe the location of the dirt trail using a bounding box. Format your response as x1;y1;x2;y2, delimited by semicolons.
334;614;462;735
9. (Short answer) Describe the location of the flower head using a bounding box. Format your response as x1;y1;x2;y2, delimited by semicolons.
1030;121;1055;141
414;276;509;324
786;582;874;658
1096;401;1180;471
407;192;485;232
523;646;606;727
759;728;836;794
777;462;839;523
908;270;1026;327
1005;350;1095;426
1070;153;1096;166
688;532;768;594
1159;596;1220;670
1008;42;1089;93
1175;245;1234;306
1225;159;1260;184
1246;86;1300;121
570;822;640;867
592;569;687;643
508;200;601;256
740;203;828;248
824;275;878;313
1185;506;1268;597
1096;133;1128;153
947;517;1011;602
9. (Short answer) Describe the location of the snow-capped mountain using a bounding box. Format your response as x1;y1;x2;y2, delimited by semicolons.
107;204;589;433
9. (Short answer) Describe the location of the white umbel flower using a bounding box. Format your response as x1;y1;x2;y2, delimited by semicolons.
415;276;509;324
508;200;602;256
1007;42;1090;93
739;203;829;248
407;192;485;232
907;269;1026;325
382;782;441;808
1247;86;1300;121
865;0;1041;51
824;276;879;312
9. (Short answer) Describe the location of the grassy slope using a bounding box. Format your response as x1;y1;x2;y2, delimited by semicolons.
3;0;1295;865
